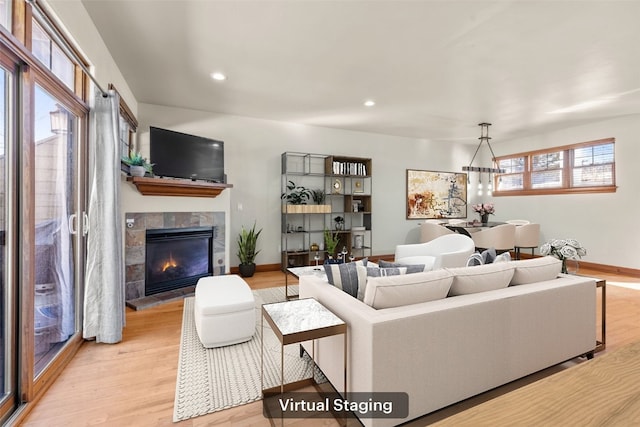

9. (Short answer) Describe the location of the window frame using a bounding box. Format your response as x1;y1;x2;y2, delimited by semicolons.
493;138;617;196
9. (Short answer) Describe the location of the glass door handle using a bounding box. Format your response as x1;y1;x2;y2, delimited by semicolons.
82;212;89;236
68;213;78;235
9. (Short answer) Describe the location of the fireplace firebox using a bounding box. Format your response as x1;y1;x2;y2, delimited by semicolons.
145;226;214;295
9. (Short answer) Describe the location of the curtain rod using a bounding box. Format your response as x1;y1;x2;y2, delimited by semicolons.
26;0;108;97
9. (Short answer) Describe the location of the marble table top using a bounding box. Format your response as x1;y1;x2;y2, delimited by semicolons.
262;298;344;338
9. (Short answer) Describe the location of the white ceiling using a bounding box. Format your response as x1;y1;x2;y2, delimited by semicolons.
80;0;640;144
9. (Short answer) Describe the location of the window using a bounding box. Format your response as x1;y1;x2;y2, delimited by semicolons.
494;138;616;196
31;19;74;91
108;84;138;158
0;0;10;31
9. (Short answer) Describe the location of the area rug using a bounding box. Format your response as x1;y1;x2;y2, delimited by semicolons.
173;285;321;422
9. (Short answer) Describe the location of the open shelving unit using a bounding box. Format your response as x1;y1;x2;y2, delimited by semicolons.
281;152;372;270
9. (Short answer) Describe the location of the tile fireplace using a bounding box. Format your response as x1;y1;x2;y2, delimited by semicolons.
124;211;226;307
145;226;214;295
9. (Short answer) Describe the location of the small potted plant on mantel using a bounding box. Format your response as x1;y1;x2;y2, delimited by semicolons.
122;151;154;177
237;222;262;277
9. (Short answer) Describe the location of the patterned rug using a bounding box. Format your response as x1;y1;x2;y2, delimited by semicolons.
173;285;320;422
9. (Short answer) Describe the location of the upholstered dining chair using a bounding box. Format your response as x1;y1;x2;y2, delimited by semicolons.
514;223;541;259
420;222;454;243
471;223;516;254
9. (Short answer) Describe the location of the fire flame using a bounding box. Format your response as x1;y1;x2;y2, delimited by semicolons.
161;253;178;272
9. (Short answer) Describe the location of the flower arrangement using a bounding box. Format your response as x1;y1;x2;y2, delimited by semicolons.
540;238;587;273
471;203;495;216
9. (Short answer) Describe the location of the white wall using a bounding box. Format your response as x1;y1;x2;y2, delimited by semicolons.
50;0;639;270
136;103;475;266
47;0;137;116
490;114;640;269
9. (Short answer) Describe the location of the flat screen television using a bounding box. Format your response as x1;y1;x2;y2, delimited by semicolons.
150;127;225;183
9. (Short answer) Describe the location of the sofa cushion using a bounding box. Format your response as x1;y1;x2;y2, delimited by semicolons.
378;260;428;273
446;262;515;296
393;255;436;271
510;256;562;285
356;265;409;301
324;259;368;298
362;269;454;309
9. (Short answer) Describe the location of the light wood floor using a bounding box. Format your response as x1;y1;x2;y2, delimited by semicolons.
19;268;640;426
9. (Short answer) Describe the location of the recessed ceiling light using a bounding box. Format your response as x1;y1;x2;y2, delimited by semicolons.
364;100;376;107
210;72;227;81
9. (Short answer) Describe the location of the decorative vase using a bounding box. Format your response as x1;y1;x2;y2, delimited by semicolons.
561;259;579;274
480;213;489;225
129;165;146;177
238;263;256;277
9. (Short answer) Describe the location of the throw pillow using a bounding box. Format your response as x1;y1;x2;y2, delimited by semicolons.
378;260;427;273
466;252;484;267
446;262;516;296
481;248;497;264
494;252;512;263
362;269;454;309
324;261;368;298
355;265;408;300
509;256;562;285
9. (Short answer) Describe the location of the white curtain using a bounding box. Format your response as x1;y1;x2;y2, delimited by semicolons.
83;89;124;343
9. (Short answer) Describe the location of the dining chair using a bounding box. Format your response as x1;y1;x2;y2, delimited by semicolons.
471;223;516;254
420;222;454;243
514;223;541;259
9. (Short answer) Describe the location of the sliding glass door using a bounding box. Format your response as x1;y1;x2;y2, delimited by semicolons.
0;49;17;422
32;84;80;377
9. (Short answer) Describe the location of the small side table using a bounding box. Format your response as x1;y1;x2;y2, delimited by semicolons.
261;298;347;396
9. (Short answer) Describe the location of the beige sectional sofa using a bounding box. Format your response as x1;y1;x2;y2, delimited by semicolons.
299;257;597;427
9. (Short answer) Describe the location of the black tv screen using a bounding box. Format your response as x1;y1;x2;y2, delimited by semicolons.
150;127;225;183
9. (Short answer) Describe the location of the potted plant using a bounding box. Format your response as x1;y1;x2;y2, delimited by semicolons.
237;222;262;277
122;151;154;177
324;228;340;262
311;189;326;205
281;180;312;205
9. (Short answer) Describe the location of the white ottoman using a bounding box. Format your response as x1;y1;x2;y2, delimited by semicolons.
194;275;256;348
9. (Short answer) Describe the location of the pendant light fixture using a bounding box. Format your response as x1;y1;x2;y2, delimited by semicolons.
463;123;505;196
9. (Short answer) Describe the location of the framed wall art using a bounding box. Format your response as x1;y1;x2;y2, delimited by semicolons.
406;169;467;219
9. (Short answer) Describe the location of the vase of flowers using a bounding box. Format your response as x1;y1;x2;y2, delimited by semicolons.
539;238;587;274
472;203;495;225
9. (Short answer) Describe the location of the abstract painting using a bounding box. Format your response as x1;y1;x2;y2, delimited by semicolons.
406;169;467;219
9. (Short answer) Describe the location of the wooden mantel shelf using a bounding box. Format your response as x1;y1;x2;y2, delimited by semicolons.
127;176;233;198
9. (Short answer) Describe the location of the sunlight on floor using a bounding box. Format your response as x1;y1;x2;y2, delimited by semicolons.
607;281;640;291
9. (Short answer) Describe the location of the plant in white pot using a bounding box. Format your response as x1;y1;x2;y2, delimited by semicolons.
121;151;153;177
237;222;262;277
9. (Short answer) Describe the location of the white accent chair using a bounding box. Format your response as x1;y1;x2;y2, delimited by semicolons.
419;222;454;243
471;223;517;254
395;234;476;270
506;219;530;225
514;223;541;259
